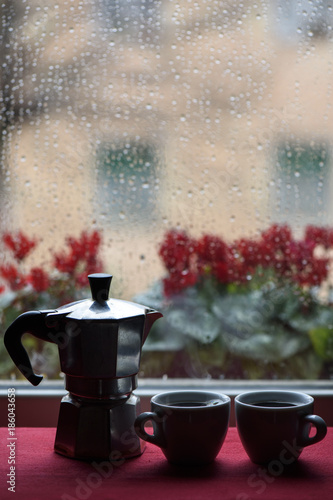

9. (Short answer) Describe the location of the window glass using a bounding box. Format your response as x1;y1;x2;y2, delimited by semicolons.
96;141;159;225
1;0;333;381
272;140;331;227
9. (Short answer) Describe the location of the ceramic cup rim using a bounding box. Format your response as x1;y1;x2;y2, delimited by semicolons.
151;390;231;409
235;390;313;410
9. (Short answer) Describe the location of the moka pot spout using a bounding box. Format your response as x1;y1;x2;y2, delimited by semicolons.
142;309;163;344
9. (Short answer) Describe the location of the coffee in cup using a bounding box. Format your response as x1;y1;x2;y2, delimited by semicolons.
134;390;230;465
235;390;327;465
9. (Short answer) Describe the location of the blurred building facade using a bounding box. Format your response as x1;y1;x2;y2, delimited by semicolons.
1;0;333;295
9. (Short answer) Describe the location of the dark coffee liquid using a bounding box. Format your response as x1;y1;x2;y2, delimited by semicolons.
166;402;207;407
251;401;298;408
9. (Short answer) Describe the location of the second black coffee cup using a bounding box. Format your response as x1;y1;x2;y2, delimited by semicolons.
235;390;327;465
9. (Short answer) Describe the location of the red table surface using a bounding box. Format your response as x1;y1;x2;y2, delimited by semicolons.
1;427;332;500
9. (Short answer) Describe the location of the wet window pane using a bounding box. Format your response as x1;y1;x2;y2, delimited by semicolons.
272;141;330;226
1;0;333;381
96;141;159;224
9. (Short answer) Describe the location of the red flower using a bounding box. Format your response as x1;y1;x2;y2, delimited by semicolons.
158;224;333;296
158;230;199;295
0;263;27;290
54;252;79;274
65;230;101;262
53;230;103;284
295;258;328;286
196;234;235;284
228;226;295;282
196;235;227;266
289;240;329;286
163;270;197;296
28;267;50;292
159;230;196;273
304;225;333;249
260;223;292;257
233;238;261;268
3;231;37;261
214;261;230;283
229;238;267;283
261;224;292;247
253;224;294;278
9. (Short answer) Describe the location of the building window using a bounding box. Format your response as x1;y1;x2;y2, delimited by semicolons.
96;141;160;225
271;140;331;227
273;0;333;40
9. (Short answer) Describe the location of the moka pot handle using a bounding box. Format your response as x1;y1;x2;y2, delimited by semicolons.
4;310;56;386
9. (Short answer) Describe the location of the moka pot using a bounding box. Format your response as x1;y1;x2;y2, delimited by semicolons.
4;273;162;460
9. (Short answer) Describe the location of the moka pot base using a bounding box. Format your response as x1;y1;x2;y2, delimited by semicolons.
54;392;145;460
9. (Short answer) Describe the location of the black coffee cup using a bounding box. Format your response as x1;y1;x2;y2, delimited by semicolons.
134;390;230;465
235;390;327;465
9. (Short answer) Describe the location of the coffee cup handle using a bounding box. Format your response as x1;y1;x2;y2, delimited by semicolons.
134;412;167;448
298;414;327;447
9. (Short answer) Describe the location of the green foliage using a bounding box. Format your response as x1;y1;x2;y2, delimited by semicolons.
137;280;333;379
309;327;333;361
